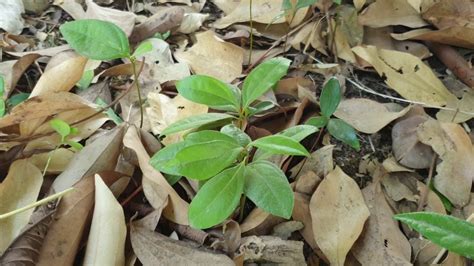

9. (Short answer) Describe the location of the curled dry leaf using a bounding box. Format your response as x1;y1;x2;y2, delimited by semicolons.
334;98;410;134
83;175;126;266
0;159;43;255
310;166;369;266
351;182;412;265
175;31;244;83
131;222;234;265
417;120;474;207
123;126;189;225
358;0;427;28
352;45;456;106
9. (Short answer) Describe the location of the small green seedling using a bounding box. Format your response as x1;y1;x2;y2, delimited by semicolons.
150;57;317;229
60;19;156;128
394;212;474;259
306;78;360;151
50;118;83;151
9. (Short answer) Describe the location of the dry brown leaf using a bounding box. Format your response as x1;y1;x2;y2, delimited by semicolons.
123;126;189;225
382;156;414;173
334;98;410;134
29;148;75;174
131;222;234;265
391;27;474;49
422;0;474;29
213;0;285;29
0;54;40;97
83;175;126;266
179;13;209;34
310;166;369;266
0;159;42;255
436;91;474;123
294;171;321;195
354;0;366;10
292;145;334;180
30;54;87;97
358;0;428;28
381;174;418;203
84;0;136;36
352;45;456;106
211;0;239;14
290;21;327;55
410;238;441;265
417;120;474;207
351;182;412;265
175;31;244;83
238;236;305;264
329;18;356;63
37;171;122;266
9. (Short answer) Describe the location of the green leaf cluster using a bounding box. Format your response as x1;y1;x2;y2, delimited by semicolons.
149;57;316;229
49;118;83;151
306;78;360;151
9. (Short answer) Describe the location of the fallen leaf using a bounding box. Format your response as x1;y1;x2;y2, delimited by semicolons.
0;54;40;97
238;236;305;264
351;182;412;265
131;222;234;265
417;120;474;207
391;27;474;49
179;13;209;34
0;159;43;254
358;0;427;28
382;156;414;173
175;30;244;83
123;126;189;225
30;148;75;174
213;0;285;29
292;144;334;181
352;45;456;106
0;0;25;34
436;91;474;123
422;0;474;29
290;21;326;55
83;175;126;265
334;98;410;134
310;166;369;266
84;0;136;36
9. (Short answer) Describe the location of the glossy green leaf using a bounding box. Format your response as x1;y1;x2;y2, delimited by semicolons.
185;130;238;145
244;161;293;218
189;163;245;229
60;19;130;60
305;116;329;128
394;212;474;259
247;101;275;116
176;75;240;111
50;118;71;140
296;0;317;9
66;140;84;151
242;57;290;108
76;69;94;91
7;93;29;107
164;174;181;186
69;127;79;135
250;135;309;156
161;113;235;135
220;124;251;147
327;118;360;151
132;39;153;58
320;78;341;118
96;98;123;125
176;141;242;180
149;142;187;176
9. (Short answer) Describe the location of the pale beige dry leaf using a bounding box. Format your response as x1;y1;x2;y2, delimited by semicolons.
285;1;310;27
329;19;356;63
354;0;366;10
422;0;474;29
358;0;428;28
54;0;86;19
290;21;327;55
436;91;474;123
30;54;87;97
391;27;474;49
0;159;43;255
417;120;474;207
441;252;467;265
30;148;75;174
353;45;456;106
294;171;321;195
211;0;239;14
0;54;40;97
123;126;189;225
351;182;412;265
334;98;410;134
179;13;209;34
291;145;334;179
175;31;244;82
239;236;305;264
83;175;126;266
51;125;125;193
213;0;285;29
416;180;446;214
382;156;414;173
310;166;369;266
37;171;122;265
131;223;234;265
6;45;70;57
381;175;418;202
410;238;441;265
85;0;136;36
0;0;25;34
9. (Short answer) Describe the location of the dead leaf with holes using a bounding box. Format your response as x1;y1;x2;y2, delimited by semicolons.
175;31;244;82
352;45;456;106
310;166;369;266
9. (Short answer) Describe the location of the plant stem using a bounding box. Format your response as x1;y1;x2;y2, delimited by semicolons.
130;57;144;128
238;195;246;222
42;146;59;177
248;0;254;64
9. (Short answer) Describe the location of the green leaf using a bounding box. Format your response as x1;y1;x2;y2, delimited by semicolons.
333;0;341;4
132;39;153;58
296;0;317;9
66;140;84;151
320;78;341;118
305;116;329;128
76;69;94;91
185;130;238;145
244;161;293;218
242;57;290;108
247;101;275;116
176;75;240;111
60;19;130;60
327;118;360;151
281;0;293;10
278;125;318;141
96;97;123;125
161;113;235;135
220;124;251;147
164;174;181;186
176;141;242;180
0;100;5;118
150;142;187;176
250;135;309;156
50;118;71;140
0;76;5;117
394;212;474;259
7;93;29;107
189;163;245;229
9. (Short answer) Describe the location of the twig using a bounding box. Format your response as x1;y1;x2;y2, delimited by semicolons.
417;154;437;212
